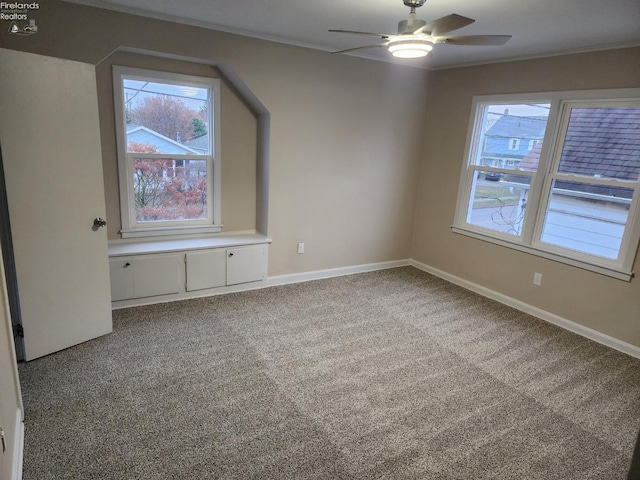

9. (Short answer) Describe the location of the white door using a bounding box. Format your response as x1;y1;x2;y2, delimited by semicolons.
0;48;112;360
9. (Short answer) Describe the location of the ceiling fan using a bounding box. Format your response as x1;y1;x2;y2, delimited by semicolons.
329;0;511;59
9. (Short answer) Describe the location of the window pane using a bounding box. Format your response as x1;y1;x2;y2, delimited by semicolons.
467;171;531;236
557;107;640;181
474;103;550;171
133;158;208;222
540;180;632;260
123;79;210;155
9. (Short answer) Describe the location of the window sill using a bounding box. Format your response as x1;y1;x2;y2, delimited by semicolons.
120;224;222;239
109;232;271;257
451;226;633;282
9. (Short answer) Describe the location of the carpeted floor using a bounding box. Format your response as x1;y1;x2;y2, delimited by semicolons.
18;267;640;479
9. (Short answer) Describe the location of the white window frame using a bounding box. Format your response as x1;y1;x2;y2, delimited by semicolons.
113;66;222;239
453;89;640;281
508;138;520;150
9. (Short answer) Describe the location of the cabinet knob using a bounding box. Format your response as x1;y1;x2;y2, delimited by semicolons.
93;217;107;229
228;252;234;257
124;262;130;268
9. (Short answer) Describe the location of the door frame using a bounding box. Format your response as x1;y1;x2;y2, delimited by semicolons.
0;145;24;362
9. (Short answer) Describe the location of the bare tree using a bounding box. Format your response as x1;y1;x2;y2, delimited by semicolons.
129;95;201;143
128;142;207;222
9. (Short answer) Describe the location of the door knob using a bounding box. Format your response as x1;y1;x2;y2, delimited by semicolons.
93;217;107;228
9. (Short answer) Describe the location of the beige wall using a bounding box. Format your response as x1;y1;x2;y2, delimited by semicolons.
0;0;429;276
412;48;640;348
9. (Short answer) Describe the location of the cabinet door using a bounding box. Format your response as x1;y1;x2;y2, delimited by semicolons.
133;254;181;298
186;250;226;291
227;245;266;286
109;259;134;302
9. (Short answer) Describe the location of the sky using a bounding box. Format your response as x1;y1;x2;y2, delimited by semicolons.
123;79;209;111
487;103;550;118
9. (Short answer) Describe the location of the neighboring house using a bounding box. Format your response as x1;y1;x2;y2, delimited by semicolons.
126;124;201;155
126;125;205;191
184;133;209;154
480;114;547;169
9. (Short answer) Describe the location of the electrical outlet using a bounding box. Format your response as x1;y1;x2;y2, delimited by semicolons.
297;242;304;254
533;272;542;286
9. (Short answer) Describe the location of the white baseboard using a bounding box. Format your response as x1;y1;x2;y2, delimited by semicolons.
410;259;640;359
267;259;411;287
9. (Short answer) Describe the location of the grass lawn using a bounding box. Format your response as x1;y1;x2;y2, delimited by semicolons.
473;185;522;208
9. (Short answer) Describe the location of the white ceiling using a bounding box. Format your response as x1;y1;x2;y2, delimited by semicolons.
66;0;640;69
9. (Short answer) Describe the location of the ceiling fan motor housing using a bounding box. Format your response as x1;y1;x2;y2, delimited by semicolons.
403;0;426;8
398;16;426;35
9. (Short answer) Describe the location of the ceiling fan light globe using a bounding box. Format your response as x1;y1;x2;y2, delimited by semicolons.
388;39;433;58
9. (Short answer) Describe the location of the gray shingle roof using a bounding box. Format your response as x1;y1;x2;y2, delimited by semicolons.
184;134;209;154
515;107;640;181
558;107;640;181
517;142;542;171
486;115;548;140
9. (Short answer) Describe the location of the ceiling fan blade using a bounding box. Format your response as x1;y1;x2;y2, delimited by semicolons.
329;29;391;39
437;35;512;46
331;43;388;55
413;14;475;35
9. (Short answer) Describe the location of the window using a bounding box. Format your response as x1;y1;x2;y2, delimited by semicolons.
508;138;520;150
453;90;640;280
113;66;221;238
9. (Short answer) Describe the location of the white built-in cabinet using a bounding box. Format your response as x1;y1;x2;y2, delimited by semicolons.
108;236;269;307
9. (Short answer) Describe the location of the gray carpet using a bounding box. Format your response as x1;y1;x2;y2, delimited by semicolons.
18;267;640;479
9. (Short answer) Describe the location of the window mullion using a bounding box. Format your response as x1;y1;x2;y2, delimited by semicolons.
526;98;566;247
515;172;539;245
518;98;562;245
